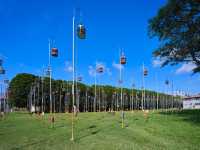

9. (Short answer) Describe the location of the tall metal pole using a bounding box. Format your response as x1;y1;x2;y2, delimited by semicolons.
2;83;4;112
41;68;44;114
143;64;146;110
71;15;75;141
117;91;119;111
37;78;40;113
31;86;32;112
136;92;138;110
156;92;159;110
33;85;36;111
85;89;88;112
5;81;8;113
98;81;101;112
59;81;62;113
131;86;134;112
142;63;144;110
76;78;78;111
171;80;174;110
94;71;97;112
155;73;159;110
119;53;124;128
49;40;52;115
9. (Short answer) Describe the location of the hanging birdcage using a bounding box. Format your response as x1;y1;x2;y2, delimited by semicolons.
77;24;86;39
0;66;5;74
96;65;104;73
165;80;169;85
4;79;9;84
46;70;50;76
77;76;82;82
46;67;51;76
51;48;58;57
143;68;148;76
120;55;126;65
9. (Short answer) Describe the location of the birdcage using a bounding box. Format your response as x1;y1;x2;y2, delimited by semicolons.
96;65;104;73
77;76;82;82
4;79;9;84
120;55;126;65
0;66;5;74
46;67;51;76
77;24;86;39
165;80;169;85
143;69;148;76
51;48;58;57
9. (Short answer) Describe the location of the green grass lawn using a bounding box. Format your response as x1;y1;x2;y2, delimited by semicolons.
0;110;200;150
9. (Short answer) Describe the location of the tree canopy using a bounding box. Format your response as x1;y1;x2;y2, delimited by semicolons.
9;73;36;107
148;0;200;73
8;73;181;112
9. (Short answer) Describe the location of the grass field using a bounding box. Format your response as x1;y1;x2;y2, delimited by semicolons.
0;110;200;150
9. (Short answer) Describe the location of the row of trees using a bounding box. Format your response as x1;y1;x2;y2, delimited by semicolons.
8;73;182;113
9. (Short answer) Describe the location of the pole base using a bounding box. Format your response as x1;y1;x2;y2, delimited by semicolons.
70;137;74;141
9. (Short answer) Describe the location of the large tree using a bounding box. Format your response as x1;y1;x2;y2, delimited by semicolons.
9;73;36;108
149;0;200;73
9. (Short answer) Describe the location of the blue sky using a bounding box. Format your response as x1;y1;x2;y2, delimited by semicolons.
0;0;200;94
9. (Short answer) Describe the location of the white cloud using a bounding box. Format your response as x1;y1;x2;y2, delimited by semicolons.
64;61;73;73
88;65;96;77
152;59;165;68
96;61;105;70
66;66;73;72
107;68;112;76
176;63;196;74
112;62;124;70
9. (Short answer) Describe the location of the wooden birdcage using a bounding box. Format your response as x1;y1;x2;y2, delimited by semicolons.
143;69;148;76
77;24;86;39
120;55;126;65
51;48;58;57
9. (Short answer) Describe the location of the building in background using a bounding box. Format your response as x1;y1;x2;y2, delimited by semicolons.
183;94;200;110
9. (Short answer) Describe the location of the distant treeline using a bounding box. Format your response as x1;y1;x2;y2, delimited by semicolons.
8;73;182;112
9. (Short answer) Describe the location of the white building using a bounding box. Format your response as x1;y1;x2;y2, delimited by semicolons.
183;94;200;110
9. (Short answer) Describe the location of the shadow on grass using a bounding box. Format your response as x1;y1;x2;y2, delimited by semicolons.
159;109;200;125
74;124;102;142
75;129;101;142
